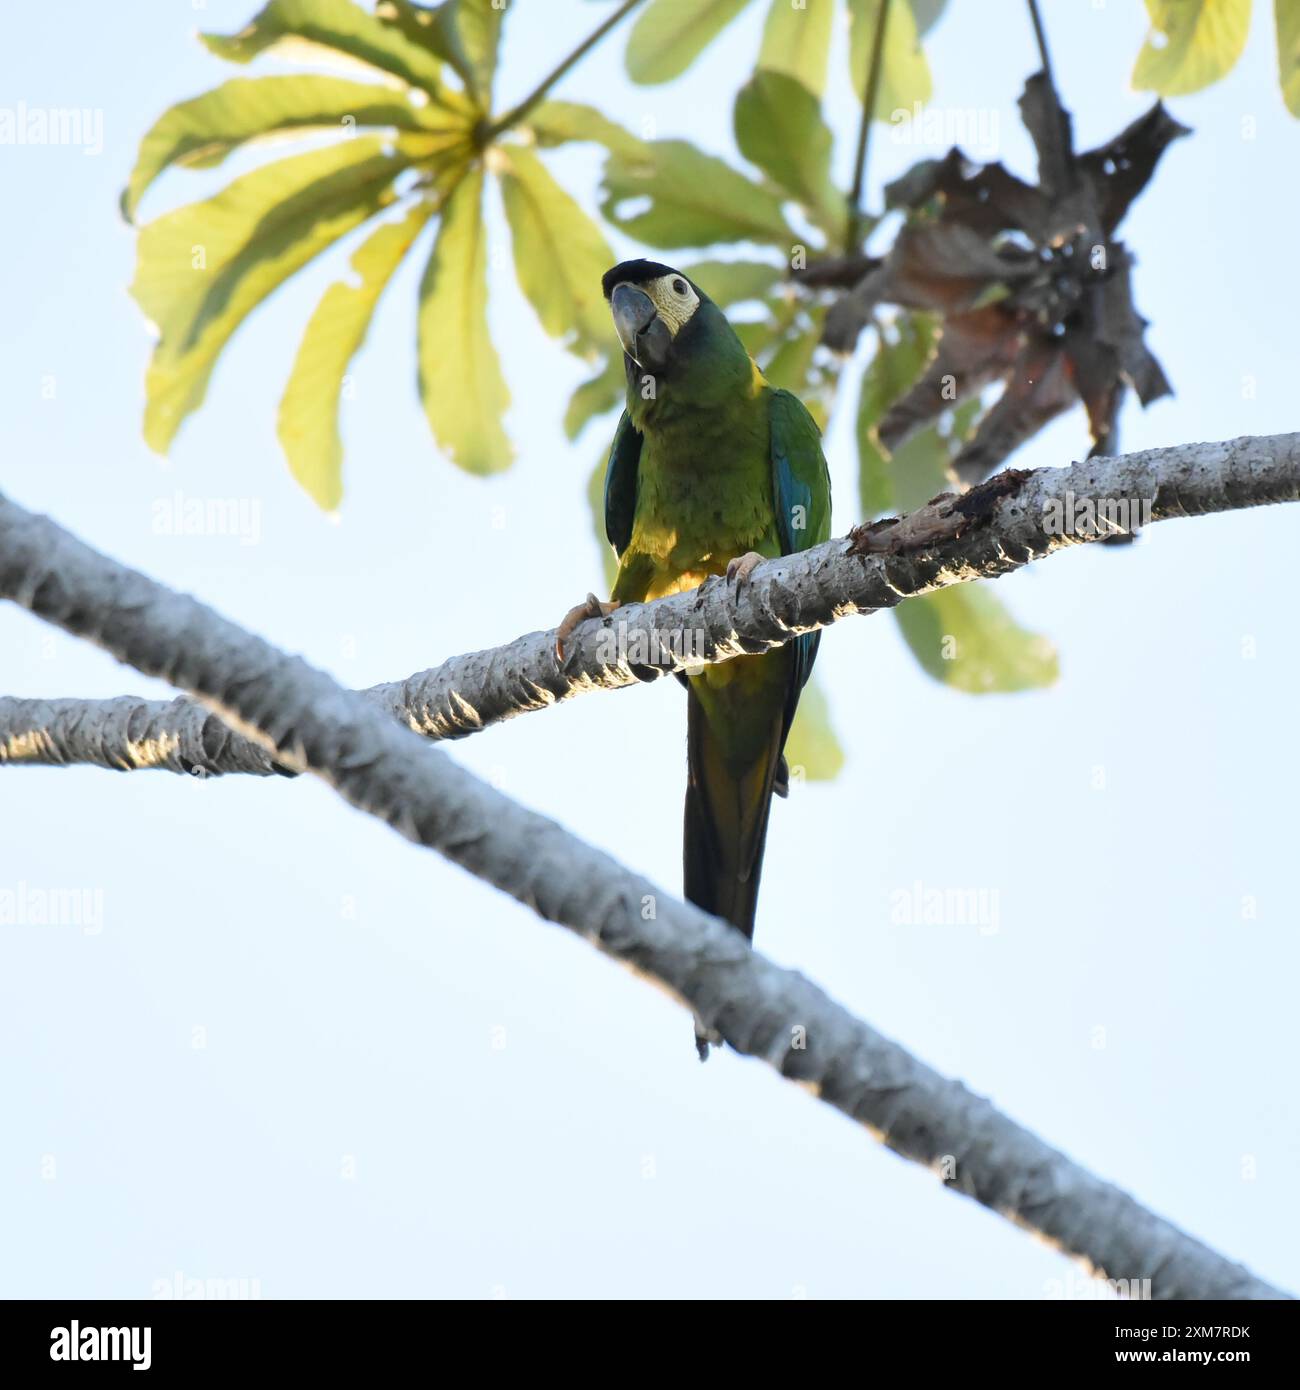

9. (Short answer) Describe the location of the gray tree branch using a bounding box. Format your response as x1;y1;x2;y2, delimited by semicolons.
3;432;1299;776
0;485;1289;1299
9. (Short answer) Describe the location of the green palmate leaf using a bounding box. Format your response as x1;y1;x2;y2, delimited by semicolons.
587;450;620;590
625;0;755;84
278;202;435;510
759;0;835;97
761;322;817;393
373;1;467;74
602;139;794;248
498;145;614;353
734;69;847;244
856;314;1057;693
894;586;1059;692
783;676;845;782
374;0;448;54
855;311;938;516
891;383;981;513
679;258;781;306
731;287;793;358
566;355;626;440
1276;0;1300;114
203;0;447;96
388;0;504;106
443;0;506;105
527;100;649;159
746;299;839;430
417;166;512;473
1132;0;1251;96
847;0;932;119
123;75;457;222
733;318;773;357
761;310;837;428
890;422;953;510
132;136;415;454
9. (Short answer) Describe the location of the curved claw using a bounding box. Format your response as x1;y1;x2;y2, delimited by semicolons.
725;551;764;590
555;593;620;661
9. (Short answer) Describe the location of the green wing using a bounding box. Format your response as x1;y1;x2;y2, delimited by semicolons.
603;409;643;557
769;387;831;556
768;386;832;733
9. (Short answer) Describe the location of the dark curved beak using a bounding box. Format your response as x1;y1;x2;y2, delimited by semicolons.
610;283;671;372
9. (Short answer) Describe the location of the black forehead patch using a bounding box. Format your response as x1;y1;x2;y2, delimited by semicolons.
602;259;682;299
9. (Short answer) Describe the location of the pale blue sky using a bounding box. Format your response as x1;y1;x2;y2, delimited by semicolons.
1;0;1297;1298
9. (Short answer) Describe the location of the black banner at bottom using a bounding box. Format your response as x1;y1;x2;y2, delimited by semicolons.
1;1294;1293;1375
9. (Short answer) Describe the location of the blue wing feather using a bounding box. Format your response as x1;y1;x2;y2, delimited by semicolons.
603;410;642;557
767;388;832;750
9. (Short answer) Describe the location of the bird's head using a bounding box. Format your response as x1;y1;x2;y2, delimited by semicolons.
602;259;707;375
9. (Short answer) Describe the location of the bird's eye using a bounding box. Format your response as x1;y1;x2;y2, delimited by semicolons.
672;278;688;296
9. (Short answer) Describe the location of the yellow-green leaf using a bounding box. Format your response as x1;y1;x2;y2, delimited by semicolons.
132;136;412;454
755;303;839;430
855;311;938;516
759;0;835;97
1132;0;1251;97
602;139;794;248
278;202;434;510
587;450;619;590
123;75;453;222
895;587;1059;693
498;145;614;354
566;355;625;440
854;317;1055;693
847;0;932;119
734;69;847;243
1276;0;1300;114
416;166;512;473
762;312;818;390
441;0;505;105
891;396;981;513
679;259;781;306
527;101;649;159
203;0;446;95
891;423;953;511
625;0;756;84
783;676;845;782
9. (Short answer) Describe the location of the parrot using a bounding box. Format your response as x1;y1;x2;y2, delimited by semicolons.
556;259;832;1059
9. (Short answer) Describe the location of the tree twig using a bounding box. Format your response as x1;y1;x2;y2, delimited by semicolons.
4;433;1299;775
483;0;645;142
847;0;892;252
0;485;1288;1300
1027;0;1056;90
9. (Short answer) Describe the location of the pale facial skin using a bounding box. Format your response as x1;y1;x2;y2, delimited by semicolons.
608;273;701;370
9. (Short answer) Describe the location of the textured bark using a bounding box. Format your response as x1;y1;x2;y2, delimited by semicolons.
0;486;1290;1300
5;432;1299;776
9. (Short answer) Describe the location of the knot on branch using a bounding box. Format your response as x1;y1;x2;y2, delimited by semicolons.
849;468;1033;556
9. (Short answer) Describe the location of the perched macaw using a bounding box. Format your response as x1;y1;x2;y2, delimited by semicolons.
558;259;832;1058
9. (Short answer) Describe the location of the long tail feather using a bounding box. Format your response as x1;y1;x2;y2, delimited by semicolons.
684;678;785;1059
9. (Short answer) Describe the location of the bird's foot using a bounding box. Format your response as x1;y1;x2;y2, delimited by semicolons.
555;593;620;660
725;551;764;590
